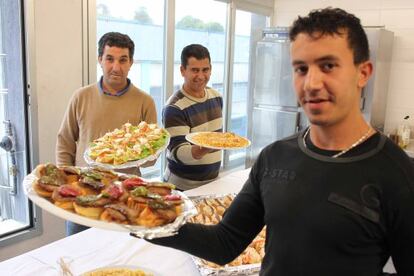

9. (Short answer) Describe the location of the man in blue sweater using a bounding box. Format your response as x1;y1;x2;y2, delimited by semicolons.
162;44;223;191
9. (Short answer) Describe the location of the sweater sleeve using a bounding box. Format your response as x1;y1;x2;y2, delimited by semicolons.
56;93;80;166
163;104;214;165
148;156;265;265
162;105;191;161
142;96;157;124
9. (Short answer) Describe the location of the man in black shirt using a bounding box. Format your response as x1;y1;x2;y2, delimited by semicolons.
141;8;414;275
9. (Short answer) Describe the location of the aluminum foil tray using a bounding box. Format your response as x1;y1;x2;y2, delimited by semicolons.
189;194;264;276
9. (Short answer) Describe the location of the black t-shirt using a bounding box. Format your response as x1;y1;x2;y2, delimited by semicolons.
150;131;414;276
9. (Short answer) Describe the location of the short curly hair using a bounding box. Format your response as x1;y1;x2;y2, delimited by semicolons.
98;32;135;60
289;7;369;64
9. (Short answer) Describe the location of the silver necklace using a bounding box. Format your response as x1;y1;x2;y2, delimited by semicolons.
302;127;373;158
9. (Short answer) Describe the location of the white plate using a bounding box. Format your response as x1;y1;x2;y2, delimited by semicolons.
23;173;197;239
185;132;251;150
84;134;170;170
81;265;161;276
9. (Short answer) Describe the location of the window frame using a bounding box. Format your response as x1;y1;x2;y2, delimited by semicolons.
223;6;271;169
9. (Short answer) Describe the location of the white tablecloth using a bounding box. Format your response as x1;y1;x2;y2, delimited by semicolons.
185;168;250;197
0;229;198;276
0;169;251;276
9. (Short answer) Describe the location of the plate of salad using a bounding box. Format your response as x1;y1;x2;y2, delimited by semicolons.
84;122;170;169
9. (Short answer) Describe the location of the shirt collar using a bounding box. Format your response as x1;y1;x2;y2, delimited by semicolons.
98;76;131;96
181;86;208;103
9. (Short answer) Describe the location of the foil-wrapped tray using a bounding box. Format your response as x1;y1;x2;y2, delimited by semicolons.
193;259;260;276
24;166;197;239
189;194;264;276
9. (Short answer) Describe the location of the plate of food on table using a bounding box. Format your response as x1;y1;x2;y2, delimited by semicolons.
81;265;160;276
23;163;197;238
189;194;265;276
185;131;251;150
84;121;170;170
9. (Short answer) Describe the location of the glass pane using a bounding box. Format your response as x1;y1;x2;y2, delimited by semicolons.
0;150;29;236
254;34;295;107
0;0;31;238
174;0;227;93
227;10;269;168
96;0;165;179
0;55;6;92
251;109;299;159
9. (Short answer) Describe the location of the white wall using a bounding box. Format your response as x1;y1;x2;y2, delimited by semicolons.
0;0;84;261
273;0;414;135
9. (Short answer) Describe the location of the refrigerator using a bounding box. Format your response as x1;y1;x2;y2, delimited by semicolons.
246;27;394;167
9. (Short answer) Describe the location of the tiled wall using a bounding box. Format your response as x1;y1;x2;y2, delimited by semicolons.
273;0;414;136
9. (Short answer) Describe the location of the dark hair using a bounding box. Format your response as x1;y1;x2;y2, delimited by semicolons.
98;32;135;60
180;44;211;68
289;7;369;64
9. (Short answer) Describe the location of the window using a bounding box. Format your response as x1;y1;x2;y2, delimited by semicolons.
225;9;269;169
173;0;227;94
0;0;35;242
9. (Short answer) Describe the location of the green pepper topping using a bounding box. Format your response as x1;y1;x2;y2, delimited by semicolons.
147;193;161;200
148;199;171;210
131;186;148;197
84;171;103;180
76;194;101;205
39;175;60;186
45;163;57;175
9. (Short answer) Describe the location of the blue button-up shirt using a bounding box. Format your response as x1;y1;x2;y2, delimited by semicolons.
98;76;131;96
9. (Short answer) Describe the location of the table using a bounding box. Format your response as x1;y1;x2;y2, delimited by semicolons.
185;168;250;197
0;228;198;275
0;169;251;276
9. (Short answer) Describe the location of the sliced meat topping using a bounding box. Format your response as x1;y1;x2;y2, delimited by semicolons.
80;176;105;190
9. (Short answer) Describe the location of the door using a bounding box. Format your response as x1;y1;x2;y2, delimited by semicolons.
253;32;296;108
0;0;31;237
249;107;299;162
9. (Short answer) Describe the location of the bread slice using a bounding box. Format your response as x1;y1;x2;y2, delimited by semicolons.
54;200;74;211
33;181;53;198
73;202;103;219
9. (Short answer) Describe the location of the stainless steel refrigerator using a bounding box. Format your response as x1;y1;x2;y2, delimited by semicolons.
246;27;394;167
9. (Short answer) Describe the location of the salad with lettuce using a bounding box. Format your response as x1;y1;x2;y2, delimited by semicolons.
88;122;169;166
